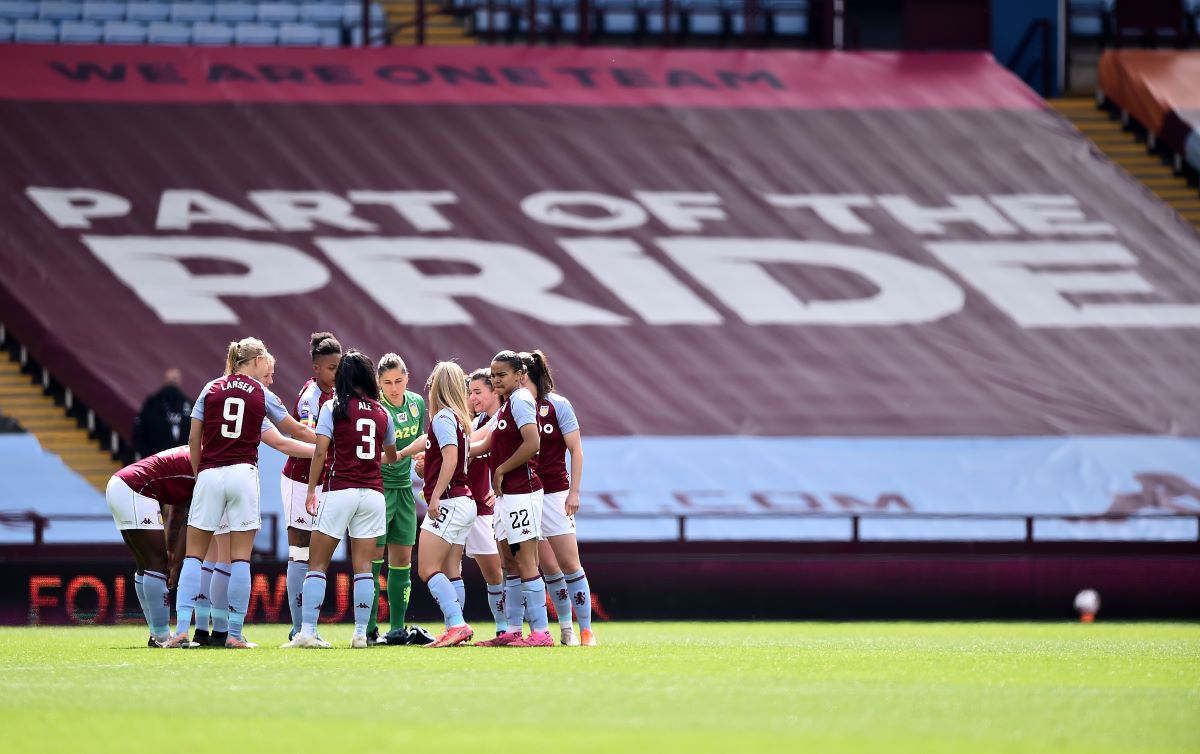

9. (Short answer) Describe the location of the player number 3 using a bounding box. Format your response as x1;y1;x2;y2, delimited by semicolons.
356;419;376;460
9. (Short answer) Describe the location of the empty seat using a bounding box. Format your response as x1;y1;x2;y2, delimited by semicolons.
0;0;37;18
348;22;383;44
278;20;319;43
472;8;510;33
169;1;212;22
256;1;297;22
190;19;231;42
36;0;81;18
58;17;101;38
0;17;13;36
102;18;146;40
298;2;339;25
146;18;188;41
233;20;275;43
772;9;805;35
13;17;57;39
317;22;337;44
80;0;124;19
125;1;168;21
214;1;255;21
687;0;723;35
341;1;382;26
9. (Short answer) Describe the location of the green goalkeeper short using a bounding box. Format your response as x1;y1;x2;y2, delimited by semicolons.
377;485;417;547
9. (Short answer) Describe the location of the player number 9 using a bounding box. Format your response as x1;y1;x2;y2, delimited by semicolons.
220;397;245;439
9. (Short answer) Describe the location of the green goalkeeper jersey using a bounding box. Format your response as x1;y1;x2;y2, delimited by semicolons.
381;390;425;488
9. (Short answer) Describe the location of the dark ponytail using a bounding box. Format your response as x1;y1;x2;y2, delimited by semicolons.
333;349;378;421
310;331;342;362
520;349;554;401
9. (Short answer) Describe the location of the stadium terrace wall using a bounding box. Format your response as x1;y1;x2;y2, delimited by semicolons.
1098;49;1200;173
2;45;1200;545
4;543;1200;624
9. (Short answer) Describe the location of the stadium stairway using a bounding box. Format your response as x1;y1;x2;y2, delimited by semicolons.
1051;97;1200;231
382;0;473;45
0;352;119;494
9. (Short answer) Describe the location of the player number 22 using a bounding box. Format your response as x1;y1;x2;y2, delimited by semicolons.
220;397;245;439
509;509;530;528
356;419;376;460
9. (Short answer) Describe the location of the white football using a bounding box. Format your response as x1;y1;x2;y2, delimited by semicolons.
1074;589;1100;615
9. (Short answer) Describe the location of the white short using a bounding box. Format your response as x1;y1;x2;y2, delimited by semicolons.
465;514;498;557
105;476;164;531
495;490;543;545
189;464;261;533
420;495;476;546
280;476;314;531
315;487;385;540
540;489;577;539
216;513;231;535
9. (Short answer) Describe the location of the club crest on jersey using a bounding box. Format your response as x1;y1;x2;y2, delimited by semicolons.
409;404;419;417
539;405;549;417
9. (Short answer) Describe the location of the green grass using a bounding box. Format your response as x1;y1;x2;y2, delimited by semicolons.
1;622;1197;753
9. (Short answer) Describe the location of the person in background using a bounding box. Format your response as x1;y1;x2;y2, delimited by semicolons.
132;368;192;459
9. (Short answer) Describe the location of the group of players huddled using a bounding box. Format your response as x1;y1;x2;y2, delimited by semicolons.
104;333;596;649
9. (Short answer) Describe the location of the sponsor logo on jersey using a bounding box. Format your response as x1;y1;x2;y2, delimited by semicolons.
397;412;407;422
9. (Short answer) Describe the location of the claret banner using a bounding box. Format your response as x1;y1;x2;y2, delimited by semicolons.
1;45;1199;539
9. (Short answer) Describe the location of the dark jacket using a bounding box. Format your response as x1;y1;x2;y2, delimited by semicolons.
132;384;192;458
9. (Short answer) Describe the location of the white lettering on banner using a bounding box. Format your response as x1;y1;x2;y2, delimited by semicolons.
632;191;727;231
315;237;628;326
26;188;130;229
558;237;723;324
346;191;458;232
928;241;1200;328
988;195;1115;236
81;236;330;324
156;190;274;231
657;238;964;325
876;195;1019;236
520;191;647;231
248;191;378;232
765;194;875;234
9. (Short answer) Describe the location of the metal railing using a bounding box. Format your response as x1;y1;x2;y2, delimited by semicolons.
0;511;282;560
3;510;1196;548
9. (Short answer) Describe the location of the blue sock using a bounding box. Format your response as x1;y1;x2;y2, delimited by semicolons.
226;560;251;640
174;557;202;635
194;561;215;631
522;576;549;633
142;570;171;637
353;573;373;635
450;577;465;627
487;582;507;633
544;571;572;629
427;572;464;627
210;565;230;633
133;572;151;632
301;571;326;637
286;559;307;633
504;574;524;631
565;569;592;631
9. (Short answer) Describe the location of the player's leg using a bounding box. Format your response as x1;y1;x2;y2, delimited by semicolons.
442;544;466;625
209;530;231;645
222;464;262;648
417;497;473;646
193;537;220;645
465;513;506;637
507;491;552;647
286;487;347;648
128;528;172;645
281;476;312;641
385;485;418;640
346;489;386;648
538;490;577;643
367;542;385;641
548;533;594;645
108;477;157;644
165;468;220;647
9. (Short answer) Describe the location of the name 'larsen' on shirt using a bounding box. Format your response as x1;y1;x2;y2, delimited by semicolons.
227;379;257;394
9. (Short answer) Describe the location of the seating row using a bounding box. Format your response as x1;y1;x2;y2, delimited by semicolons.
0;17;345;43
0;0;383;25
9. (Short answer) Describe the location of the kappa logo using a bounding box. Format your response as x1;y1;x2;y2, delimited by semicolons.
431;521;441;529
521;528;531;535
356;602;370;609
141;517;153;525
196;592;208;601
295;516;308;525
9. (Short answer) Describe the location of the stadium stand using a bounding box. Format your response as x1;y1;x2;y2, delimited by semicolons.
0;0;386;45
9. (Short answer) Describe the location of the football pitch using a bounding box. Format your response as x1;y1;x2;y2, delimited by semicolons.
1;622;1196;753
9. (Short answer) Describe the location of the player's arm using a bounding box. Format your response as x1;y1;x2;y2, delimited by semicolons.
265;388;318;444
164;503;189;588
381;412;398;465
305;435;331;515
492;423;539;492
262;427;315;459
188;418;203;476
395;433;427;460
563;430;583;516
469;431;492;458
